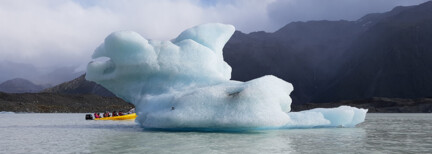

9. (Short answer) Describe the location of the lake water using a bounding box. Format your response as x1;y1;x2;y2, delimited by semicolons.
0;113;431;153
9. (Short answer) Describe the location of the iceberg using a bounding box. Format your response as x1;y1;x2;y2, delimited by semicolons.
86;23;367;130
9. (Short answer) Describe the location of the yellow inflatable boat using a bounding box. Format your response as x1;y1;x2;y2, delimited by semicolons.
94;113;137;121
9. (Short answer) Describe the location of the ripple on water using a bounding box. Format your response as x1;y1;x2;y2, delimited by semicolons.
0;113;431;153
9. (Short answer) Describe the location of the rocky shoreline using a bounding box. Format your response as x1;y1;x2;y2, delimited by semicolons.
0;92;133;113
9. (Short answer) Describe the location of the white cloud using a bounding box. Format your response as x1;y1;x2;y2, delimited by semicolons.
0;0;428;75
0;0;273;72
0;0;119;69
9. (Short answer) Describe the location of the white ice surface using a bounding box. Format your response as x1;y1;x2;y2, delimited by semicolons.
86;23;367;130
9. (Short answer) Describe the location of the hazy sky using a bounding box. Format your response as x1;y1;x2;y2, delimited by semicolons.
0;0;429;72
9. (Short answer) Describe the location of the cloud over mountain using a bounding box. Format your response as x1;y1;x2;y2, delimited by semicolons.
0;0;428;78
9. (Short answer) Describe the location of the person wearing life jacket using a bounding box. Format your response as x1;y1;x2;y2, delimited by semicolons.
94;113;100;118
118;111;123;116
112;111;118;117
104;111;110;117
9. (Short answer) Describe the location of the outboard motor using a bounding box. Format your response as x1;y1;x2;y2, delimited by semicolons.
85;114;93;120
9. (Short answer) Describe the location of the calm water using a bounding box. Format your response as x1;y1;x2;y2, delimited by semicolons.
0;113;431;153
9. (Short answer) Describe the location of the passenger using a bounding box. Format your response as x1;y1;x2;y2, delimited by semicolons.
104;111;110;117
94;113;100;118
112;111;118;117
118;111;123;116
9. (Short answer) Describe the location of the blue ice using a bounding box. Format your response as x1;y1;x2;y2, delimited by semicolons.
86;23;367;130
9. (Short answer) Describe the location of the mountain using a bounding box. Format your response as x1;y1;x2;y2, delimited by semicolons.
0;61;83;86
0;78;48;93
43;74;115;97
0;61;39;84
224;1;432;104
314;1;432;102
224;20;363;103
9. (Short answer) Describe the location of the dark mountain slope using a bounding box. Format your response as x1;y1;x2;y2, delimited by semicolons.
224;1;432;104
224;21;363;103
315;1;432;102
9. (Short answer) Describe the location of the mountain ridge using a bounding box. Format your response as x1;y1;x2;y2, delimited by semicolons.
0;78;48;93
43;74;115;97
314;1;432;102
224;1;432;104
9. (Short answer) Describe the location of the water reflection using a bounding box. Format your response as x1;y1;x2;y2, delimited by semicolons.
362;114;432;153
88;126;368;153
90;129;296;153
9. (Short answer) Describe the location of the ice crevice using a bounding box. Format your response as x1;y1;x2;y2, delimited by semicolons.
86;23;367;130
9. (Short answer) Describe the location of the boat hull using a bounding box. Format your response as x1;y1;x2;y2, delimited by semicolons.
94;113;137;121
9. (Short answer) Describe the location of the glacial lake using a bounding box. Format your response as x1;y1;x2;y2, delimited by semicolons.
0;113;431;153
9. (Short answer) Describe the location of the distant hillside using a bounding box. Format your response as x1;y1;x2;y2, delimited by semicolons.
0;78;48;93
0;61;83;85
0;61;38;84
314;1;432;102
224;1;432;104
44;74;115;97
0;92;132;113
